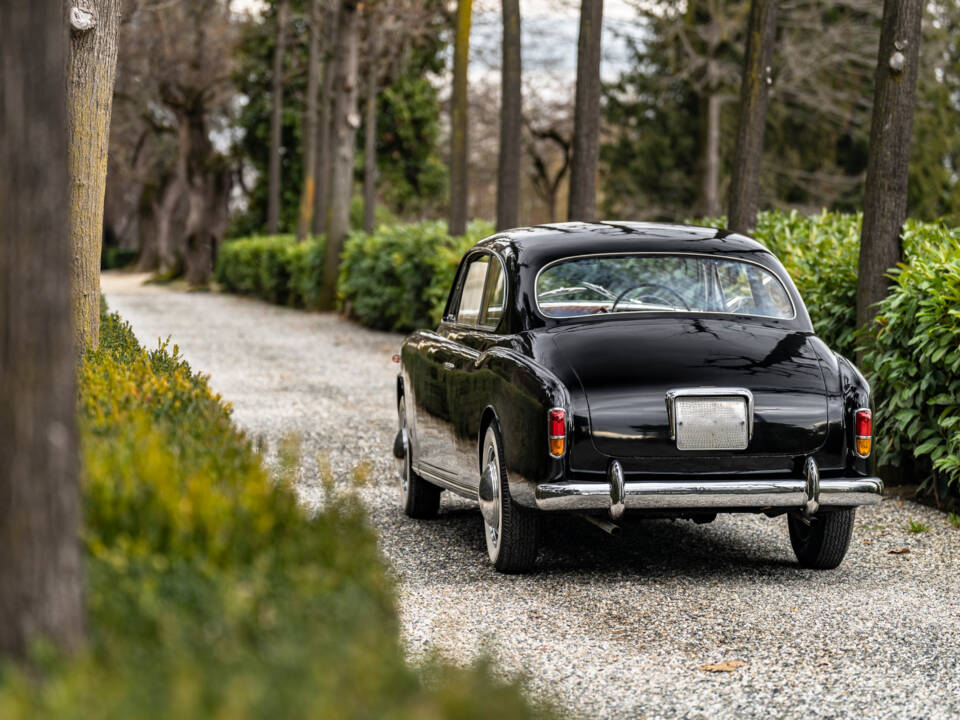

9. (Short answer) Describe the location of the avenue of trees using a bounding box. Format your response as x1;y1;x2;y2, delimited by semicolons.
0;0;946;661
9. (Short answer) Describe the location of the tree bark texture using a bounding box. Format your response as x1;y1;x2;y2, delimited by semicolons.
362;18;381;234
856;0;923;338
567;0;603;222
448;0;473;236
312;0;337;236
496;0;522;231
179;109;230;286
700;90;721;218
0;0;85;658
298;0;322;241
728;0;777;234
67;0;122;352
268;0;289;235
320;0;360;309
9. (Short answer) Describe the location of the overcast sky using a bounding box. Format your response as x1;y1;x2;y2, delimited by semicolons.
232;0;642;94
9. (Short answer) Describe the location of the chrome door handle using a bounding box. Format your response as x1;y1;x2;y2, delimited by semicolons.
443;362;455;370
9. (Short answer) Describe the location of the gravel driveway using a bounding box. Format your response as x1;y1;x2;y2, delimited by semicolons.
104;273;960;720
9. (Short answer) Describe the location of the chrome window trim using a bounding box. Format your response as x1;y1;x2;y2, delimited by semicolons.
443;249;509;333
532;251;798;322
665;387;755;444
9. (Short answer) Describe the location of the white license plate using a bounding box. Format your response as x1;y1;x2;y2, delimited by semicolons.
674;396;749;450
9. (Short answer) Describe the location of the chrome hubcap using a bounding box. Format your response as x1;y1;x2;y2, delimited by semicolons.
482;430;502;559
398;403;409;498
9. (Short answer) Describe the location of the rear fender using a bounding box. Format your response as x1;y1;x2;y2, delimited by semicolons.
475;347;571;506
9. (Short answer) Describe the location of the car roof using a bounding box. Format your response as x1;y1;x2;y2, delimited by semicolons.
476;221;774;267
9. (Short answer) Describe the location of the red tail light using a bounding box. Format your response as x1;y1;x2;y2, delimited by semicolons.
548;408;566;458
854;408;871;457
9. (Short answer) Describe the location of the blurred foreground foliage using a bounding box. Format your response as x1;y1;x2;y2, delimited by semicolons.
0;307;550;719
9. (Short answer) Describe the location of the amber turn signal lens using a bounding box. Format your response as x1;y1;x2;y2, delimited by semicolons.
854;408;872;457
548;408;565;458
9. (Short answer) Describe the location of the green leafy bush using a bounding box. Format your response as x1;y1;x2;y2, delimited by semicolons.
338;220;493;332
215;235;327;309
0;308;548;719
864;226;960;492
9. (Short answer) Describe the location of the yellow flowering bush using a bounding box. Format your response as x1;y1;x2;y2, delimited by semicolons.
0;308;548;719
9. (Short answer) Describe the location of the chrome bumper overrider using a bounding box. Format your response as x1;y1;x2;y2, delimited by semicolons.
534;476;884;513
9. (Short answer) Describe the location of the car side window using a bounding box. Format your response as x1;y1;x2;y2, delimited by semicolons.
455;256;490;325
479;258;505;328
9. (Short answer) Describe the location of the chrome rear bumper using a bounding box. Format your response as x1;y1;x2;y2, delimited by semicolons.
534;476;883;513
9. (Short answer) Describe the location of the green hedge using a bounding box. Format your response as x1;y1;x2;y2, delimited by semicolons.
725;211;960;496
0;307;548;719
865;226;960;494
338;220;493;332
215;234;327;308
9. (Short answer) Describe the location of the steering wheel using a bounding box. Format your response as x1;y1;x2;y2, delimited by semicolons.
610;282;691;313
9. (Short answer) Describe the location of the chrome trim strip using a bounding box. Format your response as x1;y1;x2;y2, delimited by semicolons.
532;251;798;322
534;477;883;511
416;462;476;499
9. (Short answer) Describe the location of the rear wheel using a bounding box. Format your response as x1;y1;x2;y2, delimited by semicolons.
480;423;539;573
788;508;855;569
397;397;440;518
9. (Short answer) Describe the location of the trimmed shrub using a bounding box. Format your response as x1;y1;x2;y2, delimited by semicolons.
215;235;327;309
0;307;549;719
864;226;960;494
338;220;493;332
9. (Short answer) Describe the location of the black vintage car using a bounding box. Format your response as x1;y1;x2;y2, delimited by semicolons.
394;222;881;573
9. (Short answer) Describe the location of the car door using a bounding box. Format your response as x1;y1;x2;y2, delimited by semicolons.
413;254;490;487
441;253;509;488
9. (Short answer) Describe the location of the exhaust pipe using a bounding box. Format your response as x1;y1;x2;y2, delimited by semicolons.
580;513;621;536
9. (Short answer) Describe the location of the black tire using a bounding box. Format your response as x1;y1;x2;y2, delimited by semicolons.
788;508;856;569
481;423;539;573
398;398;440;519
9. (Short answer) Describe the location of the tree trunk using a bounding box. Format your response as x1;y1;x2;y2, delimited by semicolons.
153;171;186;275
0;0;85;658
856;0;923;343
362;19;381;234
567;0;603;221
179;109;230;286
66;0;122;352
319;0;361;310
700;90;721;217
448;0;473;236
268;0;289;235
728;0;778;234
298;0;322;241
313;0;337;236
496;0;522;231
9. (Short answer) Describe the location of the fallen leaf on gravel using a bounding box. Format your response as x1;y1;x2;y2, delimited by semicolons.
700;660;746;673
888;548;911;555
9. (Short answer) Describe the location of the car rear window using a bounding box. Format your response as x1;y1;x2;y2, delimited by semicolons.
536;254;794;320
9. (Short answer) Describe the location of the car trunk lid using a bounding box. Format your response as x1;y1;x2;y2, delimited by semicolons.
550;317;829;459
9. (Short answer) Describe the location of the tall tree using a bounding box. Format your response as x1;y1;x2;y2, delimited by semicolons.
268;0;289;235
313;0;337;236
448;0;473;236
298;0;323;241
362;8;382;234
727;0;778;233
496;0;522;231
856;0;923;340
67;0;123;351
567;0;603;221
0;0;85;658
319;0;361;309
